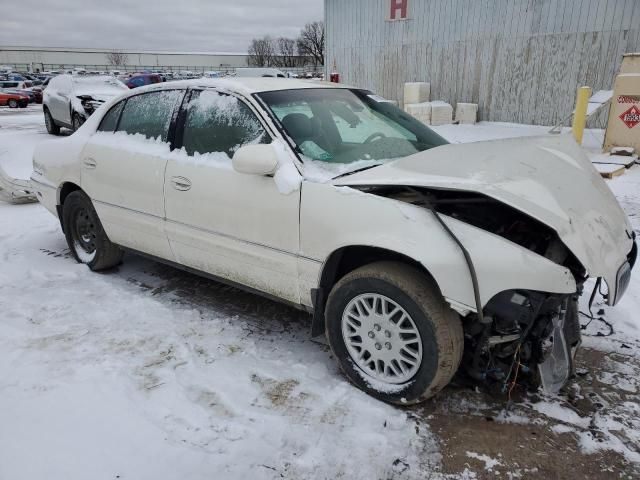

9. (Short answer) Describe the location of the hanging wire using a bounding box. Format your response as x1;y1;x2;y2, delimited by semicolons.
578;278;614;337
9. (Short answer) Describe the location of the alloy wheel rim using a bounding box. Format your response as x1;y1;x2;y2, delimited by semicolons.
341;293;422;384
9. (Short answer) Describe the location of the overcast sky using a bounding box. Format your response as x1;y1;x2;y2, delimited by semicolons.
0;0;324;53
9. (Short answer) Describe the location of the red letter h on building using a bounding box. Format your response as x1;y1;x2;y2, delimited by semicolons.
390;0;408;20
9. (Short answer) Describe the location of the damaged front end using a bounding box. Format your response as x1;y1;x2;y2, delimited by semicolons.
334;135;636;395
467;289;581;394
357;185;595;394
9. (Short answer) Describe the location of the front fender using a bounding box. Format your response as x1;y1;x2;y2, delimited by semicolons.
301;182;576;313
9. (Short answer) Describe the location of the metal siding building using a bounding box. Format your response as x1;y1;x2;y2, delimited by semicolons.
325;0;640;125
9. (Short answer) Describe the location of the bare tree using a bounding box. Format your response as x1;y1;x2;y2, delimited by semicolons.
297;21;325;67
247;37;275;67
106;51;128;67
274;37;297;68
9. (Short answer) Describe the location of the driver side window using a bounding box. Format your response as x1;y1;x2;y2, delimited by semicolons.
181;90;268;158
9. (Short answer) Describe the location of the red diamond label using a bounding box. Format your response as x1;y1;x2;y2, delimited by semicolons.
620;105;640;129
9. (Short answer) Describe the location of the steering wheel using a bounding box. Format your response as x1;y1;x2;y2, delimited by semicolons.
364;132;387;144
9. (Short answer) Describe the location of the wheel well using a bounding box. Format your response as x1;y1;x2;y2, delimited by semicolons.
310;245;438;337
56;182;82;232
58;182;81;206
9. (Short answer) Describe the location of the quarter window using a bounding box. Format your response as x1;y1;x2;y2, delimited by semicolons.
181;90;268;158
116;90;183;142
97;101;125;132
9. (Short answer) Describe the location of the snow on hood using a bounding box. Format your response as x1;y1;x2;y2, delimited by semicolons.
334;134;634;289
72;76;128;100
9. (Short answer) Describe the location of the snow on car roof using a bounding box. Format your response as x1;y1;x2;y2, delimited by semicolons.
139;77;353;95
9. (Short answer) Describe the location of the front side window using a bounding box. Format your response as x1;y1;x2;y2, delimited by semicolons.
98;100;125;132
258;88;448;177
181;90;268;158
117;90;183;142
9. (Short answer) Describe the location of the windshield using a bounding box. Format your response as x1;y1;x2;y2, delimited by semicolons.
257;88;448;178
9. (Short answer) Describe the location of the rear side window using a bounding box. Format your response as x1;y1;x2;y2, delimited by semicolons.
116;90;183;142
98;101;125;132
181;90;267;158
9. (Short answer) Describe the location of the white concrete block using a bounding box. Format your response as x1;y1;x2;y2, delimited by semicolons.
404;82;430;106
430;101;453;126
404;102;432;125
455;102;478;124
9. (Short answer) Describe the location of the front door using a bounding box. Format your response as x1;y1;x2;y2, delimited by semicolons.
81;89;185;259
164;89;301;303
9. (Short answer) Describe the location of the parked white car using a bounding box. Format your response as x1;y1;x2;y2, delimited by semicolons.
43;74;128;133
31;78;636;404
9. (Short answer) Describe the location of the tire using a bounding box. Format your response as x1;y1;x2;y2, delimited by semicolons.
62;190;123;271
72;113;85;132
44;107;60;135
8;99;18;108
325;261;464;405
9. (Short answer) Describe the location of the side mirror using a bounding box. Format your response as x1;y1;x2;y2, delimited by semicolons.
232;143;279;176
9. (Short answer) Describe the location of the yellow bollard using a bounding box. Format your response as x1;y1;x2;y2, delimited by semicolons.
572;86;592;145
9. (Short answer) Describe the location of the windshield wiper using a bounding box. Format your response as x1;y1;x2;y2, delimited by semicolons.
333;164;381;179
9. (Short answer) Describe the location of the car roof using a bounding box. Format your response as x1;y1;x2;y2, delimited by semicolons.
139;77;353;95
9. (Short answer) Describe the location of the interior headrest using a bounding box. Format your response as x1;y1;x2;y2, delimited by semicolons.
281;113;314;140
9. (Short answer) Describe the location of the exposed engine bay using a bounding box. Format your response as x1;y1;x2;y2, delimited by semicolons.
358;185;590;394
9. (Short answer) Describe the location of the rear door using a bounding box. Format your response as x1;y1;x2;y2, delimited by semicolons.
80;89;185;259
164;89;301;303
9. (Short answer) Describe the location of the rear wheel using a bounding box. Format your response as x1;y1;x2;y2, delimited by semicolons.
325;261;464;405
44;107;60;135
8;99;18;108
62;191;123;271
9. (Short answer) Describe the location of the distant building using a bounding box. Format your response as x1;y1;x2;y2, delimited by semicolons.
0;46;250;73
325;0;640;125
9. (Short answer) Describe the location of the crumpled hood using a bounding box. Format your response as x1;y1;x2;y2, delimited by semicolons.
335;135;634;291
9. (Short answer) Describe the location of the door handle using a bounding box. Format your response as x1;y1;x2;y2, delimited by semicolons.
170;176;192;191
83;157;97;169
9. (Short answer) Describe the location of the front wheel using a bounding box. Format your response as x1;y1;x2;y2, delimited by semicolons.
44;108;60;135
62;190;123;271
325;261;463;405
8;99;18;108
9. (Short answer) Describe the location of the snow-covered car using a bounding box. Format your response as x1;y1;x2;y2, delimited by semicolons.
43;74;128;133
30;78;636;404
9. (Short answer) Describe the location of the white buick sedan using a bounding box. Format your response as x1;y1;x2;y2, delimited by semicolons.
31;78;635;404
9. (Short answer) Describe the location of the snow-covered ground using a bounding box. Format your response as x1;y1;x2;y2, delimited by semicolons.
1;106;639;479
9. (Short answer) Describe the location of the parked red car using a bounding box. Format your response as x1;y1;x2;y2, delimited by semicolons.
0;90;29;108
30;87;43;104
